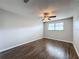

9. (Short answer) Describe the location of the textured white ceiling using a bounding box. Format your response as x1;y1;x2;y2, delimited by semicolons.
0;0;79;20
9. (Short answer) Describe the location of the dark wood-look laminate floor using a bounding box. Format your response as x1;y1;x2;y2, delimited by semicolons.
0;38;79;59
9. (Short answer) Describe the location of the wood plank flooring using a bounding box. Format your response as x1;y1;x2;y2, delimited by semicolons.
0;38;79;59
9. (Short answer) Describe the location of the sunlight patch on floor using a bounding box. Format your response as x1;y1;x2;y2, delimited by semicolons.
46;44;66;59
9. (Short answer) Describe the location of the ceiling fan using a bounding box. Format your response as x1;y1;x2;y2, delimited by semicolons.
42;12;56;22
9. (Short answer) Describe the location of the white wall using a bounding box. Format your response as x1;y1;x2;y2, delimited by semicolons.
0;9;43;52
73;13;79;57
73;0;79;57
44;18;73;43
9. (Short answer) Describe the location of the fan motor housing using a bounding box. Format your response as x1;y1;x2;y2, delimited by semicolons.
24;0;29;3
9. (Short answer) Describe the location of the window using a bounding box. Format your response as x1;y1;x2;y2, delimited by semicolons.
48;22;64;30
48;23;54;30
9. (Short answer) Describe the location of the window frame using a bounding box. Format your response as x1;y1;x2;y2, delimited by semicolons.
48;22;64;31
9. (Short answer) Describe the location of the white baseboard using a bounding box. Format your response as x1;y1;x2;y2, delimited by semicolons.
44;37;73;43
73;44;79;57
0;38;41;53
55;39;73;43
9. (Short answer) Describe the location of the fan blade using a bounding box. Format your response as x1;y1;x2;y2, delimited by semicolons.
49;16;56;18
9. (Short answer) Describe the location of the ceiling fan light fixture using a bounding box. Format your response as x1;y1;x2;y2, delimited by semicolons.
42;12;56;22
